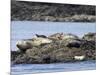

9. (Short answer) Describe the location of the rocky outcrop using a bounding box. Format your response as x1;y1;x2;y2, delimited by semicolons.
11;0;96;22
11;33;96;64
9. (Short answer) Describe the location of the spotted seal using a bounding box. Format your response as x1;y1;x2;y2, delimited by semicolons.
16;37;52;52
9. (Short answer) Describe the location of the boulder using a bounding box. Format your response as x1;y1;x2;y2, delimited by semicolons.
82;32;96;41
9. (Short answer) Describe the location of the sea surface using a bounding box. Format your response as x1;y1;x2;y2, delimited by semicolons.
11;60;96;75
11;21;96;51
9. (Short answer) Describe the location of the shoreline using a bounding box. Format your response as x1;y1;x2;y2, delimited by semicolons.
12;15;96;22
11;0;95;22
11;60;96;65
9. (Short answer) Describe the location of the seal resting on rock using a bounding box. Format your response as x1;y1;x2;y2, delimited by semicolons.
61;33;79;40
74;55;85;61
16;39;34;52
16;37;52;52
35;34;47;38
66;40;81;48
32;37;52;46
61;33;81;48
48;33;63;40
48;33;79;40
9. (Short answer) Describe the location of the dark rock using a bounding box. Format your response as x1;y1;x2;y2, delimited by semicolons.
11;51;21;61
80;40;96;50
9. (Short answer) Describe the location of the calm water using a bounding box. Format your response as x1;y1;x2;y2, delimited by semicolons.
11;21;96;51
11;60;96;75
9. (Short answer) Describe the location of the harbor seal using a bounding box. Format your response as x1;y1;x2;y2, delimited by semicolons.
16;39;34;52
74;55;85;61
35;34;47;38
32;37;52;46
61;33;79;40
48;33;63;40
48;33;79;40
16;37;52;52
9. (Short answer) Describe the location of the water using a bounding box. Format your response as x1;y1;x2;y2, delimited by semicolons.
11;21;96;51
11;60;96;75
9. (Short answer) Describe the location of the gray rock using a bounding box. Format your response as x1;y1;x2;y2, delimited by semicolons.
82;32;96;41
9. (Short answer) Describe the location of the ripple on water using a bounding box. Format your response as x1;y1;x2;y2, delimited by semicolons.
11;60;96;75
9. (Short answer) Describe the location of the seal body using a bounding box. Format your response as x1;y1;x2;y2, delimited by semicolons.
16;40;33;52
74;55;85;61
62;33;79;40
33;37;52;46
48;33;63;40
66;39;81;48
35;34;47;38
16;37;52;51
49;33;79;40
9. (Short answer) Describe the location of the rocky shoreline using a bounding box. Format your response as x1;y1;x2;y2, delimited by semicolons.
11;0;96;22
11;33;96;64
